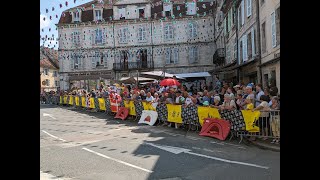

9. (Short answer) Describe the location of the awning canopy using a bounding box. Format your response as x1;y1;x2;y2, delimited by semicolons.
120;77;156;84
140;71;185;80
174;72;212;78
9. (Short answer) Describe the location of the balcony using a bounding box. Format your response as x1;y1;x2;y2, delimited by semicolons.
113;60;154;71
213;48;225;65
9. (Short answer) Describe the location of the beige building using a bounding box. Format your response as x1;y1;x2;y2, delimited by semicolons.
57;0;217;90
259;0;280;93
40;47;60;92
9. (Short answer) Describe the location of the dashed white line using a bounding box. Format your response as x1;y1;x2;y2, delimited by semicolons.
41;130;67;142
82;147;153;173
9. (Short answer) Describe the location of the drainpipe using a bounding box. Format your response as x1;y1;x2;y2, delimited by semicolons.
112;21;116;81
256;0;262;84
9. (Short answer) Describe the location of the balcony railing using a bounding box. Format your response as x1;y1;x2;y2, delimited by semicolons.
113;60;154;71
213;48;225;65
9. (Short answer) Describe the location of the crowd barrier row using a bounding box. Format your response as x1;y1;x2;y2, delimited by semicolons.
41;95;280;143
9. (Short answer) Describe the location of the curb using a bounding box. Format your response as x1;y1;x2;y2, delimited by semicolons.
245;139;280;152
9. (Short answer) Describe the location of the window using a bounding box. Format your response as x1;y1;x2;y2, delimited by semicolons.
227;10;232;32
261;22;266;53
45;79;50;86
55;80;58;87
242;35;248;61
71;53;81;69
187;2;196;15
247;0;252;17
95;29;102;44
173;48;179;64
92;51;100;68
53;71;57;77
138;26;146;42
165;48;172;64
119;28;128;43
189;46;199;64
251;28;256;56
72;31;80;45
241;1;244;26
239;39;243;63
233;40;237;60
163;3;172;17
44;68;48;75
73;11;80;22
271;12;276;47
139;8;145;18
188;22;197;38
119;7;126;19
164;24;174;40
95;10;102;21
276;7;280;46
247;32;252;59
226;45;230;64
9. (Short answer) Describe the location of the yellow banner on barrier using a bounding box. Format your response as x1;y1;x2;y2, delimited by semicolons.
124;100;136;116
98;98;106;110
69;96;73;105
198;107;221;126
89;98;95;109
167;104;182;123
60;96;62;104
142;101;156;111
75;96;80;106
241;110;260;132
63;96;67;104
81;97;86;107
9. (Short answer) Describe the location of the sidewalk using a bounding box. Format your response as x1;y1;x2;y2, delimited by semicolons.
40;171;72;180
245;138;280;152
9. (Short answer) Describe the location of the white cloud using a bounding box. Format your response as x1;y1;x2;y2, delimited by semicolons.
40;14;51;29
41;39;58;50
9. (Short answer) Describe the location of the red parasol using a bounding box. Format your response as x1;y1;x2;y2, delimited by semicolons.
159;78;181;86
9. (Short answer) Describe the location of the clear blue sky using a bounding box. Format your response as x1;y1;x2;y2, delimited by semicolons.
40;0;92;50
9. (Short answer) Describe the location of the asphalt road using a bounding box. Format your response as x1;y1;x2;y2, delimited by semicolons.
40;104;280;180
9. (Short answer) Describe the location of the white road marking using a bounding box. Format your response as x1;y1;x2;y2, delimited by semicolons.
43;113;56;119
41;130;67;142
145;142;269;169
82;148;153;173
210;141;225;145
192;147;201;150
203;148;223;153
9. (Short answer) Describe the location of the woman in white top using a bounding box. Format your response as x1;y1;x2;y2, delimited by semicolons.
145;92;154;102
220;94;237;110
252;95;271;140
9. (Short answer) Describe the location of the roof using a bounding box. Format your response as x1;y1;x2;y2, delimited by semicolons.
174;72;212;78
40;47;59;69
58;0;215;24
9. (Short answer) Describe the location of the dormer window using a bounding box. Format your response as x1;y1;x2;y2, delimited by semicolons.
73;11;80;22
139;8;145;18
94;9;102;21
119;7;126;19
187;2;196;15
163;2;172;17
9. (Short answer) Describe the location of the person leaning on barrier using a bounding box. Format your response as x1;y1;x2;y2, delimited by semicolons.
252;95;271;141
210;95;221;109
219;94;237;110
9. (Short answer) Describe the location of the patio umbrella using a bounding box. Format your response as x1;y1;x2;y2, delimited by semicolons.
160;78;181;86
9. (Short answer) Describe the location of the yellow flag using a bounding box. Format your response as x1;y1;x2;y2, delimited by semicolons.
69;96;74;105
167;104;182;123
142;101;156;111
241;110;260;132
90;98;95;109
75;96;80;106
198;107;221;126
124;100;136;116
81;97;86;107
98;98;106;110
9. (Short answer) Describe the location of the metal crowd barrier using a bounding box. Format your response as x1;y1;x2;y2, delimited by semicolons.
54;95;280;144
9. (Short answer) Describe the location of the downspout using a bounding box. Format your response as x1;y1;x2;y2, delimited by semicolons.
256;0;262;84
112;21;116;82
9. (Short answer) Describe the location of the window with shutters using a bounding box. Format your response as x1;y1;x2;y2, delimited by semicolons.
251;28;256;57
276;7;280;46
104;52;109;68
247;32;252;59
241;1;245;26
188;22;197;38
94;29;103;44
164;24;174;40
261;22;266;53
95;10;102;21
271;12;276;47
233;40;237;60
119;27;128;44
138;26;147;42
189;46;199;64
243;35;248;61
239;39;243;64
247;0;252;17
187;2;196;15
72;31;80;45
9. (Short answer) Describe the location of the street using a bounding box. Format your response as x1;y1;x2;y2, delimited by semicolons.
40;104;280;180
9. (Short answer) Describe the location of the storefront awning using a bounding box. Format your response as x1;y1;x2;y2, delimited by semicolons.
140;71;185;80
174;72;211;78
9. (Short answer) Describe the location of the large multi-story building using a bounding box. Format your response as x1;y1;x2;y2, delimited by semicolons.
57;0;217;90
40;47;60;92
259;0;280;93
